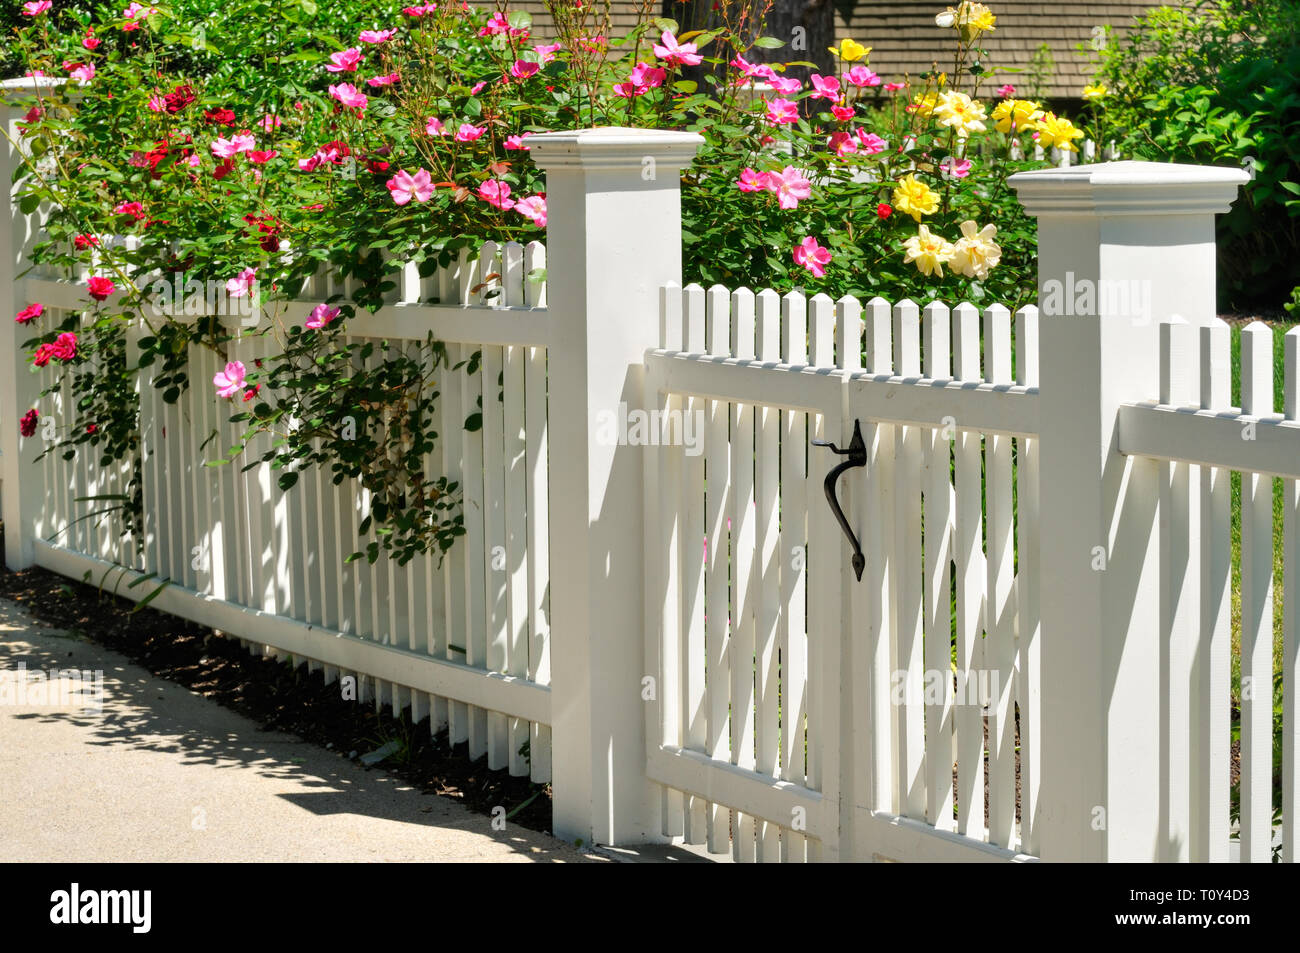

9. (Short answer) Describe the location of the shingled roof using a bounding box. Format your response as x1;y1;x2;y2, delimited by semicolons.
837;1;1158;99
511;1;1158;100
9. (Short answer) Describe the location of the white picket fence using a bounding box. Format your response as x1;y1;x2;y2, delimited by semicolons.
2;102;1296;862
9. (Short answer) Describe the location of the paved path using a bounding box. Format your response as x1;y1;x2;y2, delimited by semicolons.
0;597;596;863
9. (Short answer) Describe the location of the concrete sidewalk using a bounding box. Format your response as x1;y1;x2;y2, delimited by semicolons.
0;597;597;863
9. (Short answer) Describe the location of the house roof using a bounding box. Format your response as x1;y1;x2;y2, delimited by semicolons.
838;1;1158;99
511;0;1158;100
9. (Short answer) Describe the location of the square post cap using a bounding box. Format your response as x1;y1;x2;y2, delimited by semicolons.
526;126;704;173
1009;160;1249;217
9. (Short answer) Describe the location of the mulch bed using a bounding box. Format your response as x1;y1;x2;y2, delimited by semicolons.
0;524;554;836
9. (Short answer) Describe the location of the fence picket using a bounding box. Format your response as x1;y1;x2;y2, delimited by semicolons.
1015;305;1041;855
704;283;732;855
754;288;783;861
922;300;954;832
681;283;709;845
983;303;1016;847
778;289;809;861
730;287;758;862
951;302;985;838
892;299;926;820
1284;328;1299;863
1239;322;1275;862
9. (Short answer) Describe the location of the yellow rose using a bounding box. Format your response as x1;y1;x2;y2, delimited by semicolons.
1082;83;1108;101
903;225;956;277
892;174;941;222
950;220;1001;279
1038;112;1085;151
991;98;1044;134
829;39;870;61
933;90;987;135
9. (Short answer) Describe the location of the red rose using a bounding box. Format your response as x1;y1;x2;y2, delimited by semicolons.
50;331;77;362
19;409;38;438
213;158;236;180
86;423;97;434
86;276;115;300
32;343;54;367
73;234;100;250
203;107;237;126
163;84;196;113
15;302;43;324
877;203;893;219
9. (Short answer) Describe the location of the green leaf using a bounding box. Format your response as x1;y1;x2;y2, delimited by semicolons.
752;36;785;49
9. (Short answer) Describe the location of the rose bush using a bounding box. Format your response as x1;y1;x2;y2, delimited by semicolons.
8;0;1096;564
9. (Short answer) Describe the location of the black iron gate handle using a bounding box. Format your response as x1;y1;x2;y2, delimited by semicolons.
811;419;867;581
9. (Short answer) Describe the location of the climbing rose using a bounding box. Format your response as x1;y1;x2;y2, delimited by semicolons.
305;304;340;329
997;83;1016;98
846;65;882;88
204;107;237;126
765;166;812;210
510;60;541;80
86;276;115;300
213;361;247;398
325;48;363;73
515;195;547;227
652;30;702;67
504;134;532;150
831;105;855;122
226;268;257;298
764;98;799;125
768;76;801;94
809;74;840;101
22;2;52;15
892;174;940;222
534;43;562;64
15;303;43;324
359;29;396;43
211;134;255;158
328;83;368;109
68;63;96;83
827;132;857;157
386;168;434;205
737;168;768;192
793;237;832;278
940;156;973;178
877;203;893;219
902;224;956;277
19;410;38;438
857;130;887;154
478;180;515;211
454;123;485;142
425;117;447;137
49;332;77;361
163;85;196;113
950;220;1001;279
367;73;400;87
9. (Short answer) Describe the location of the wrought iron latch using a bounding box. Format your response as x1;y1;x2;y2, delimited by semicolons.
812;419;867;581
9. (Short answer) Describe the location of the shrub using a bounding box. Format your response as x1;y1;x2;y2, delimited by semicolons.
8;1;1094;562
1094;0;1300;311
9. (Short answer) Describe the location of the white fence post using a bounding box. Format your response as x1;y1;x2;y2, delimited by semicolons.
527;128;703;847
0;79;61;570
1009;161;1247;861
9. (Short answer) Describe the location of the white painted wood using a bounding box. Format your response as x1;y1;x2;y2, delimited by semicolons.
1014;305;1041;854
892;299;925;821
754;288;783;861
983;304;1016;848
806;291;840;863
1157;320;1197;861
681;283;708;846
951;302;985;839
730;287;758;862
1239;322;1275;863
861;296;894;823
1192;319;1231;863
922;301;954;833
442;340;470;745
704;283;732;855
527;128;702;846
1009;158;1247;861
1284;327;1299;864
